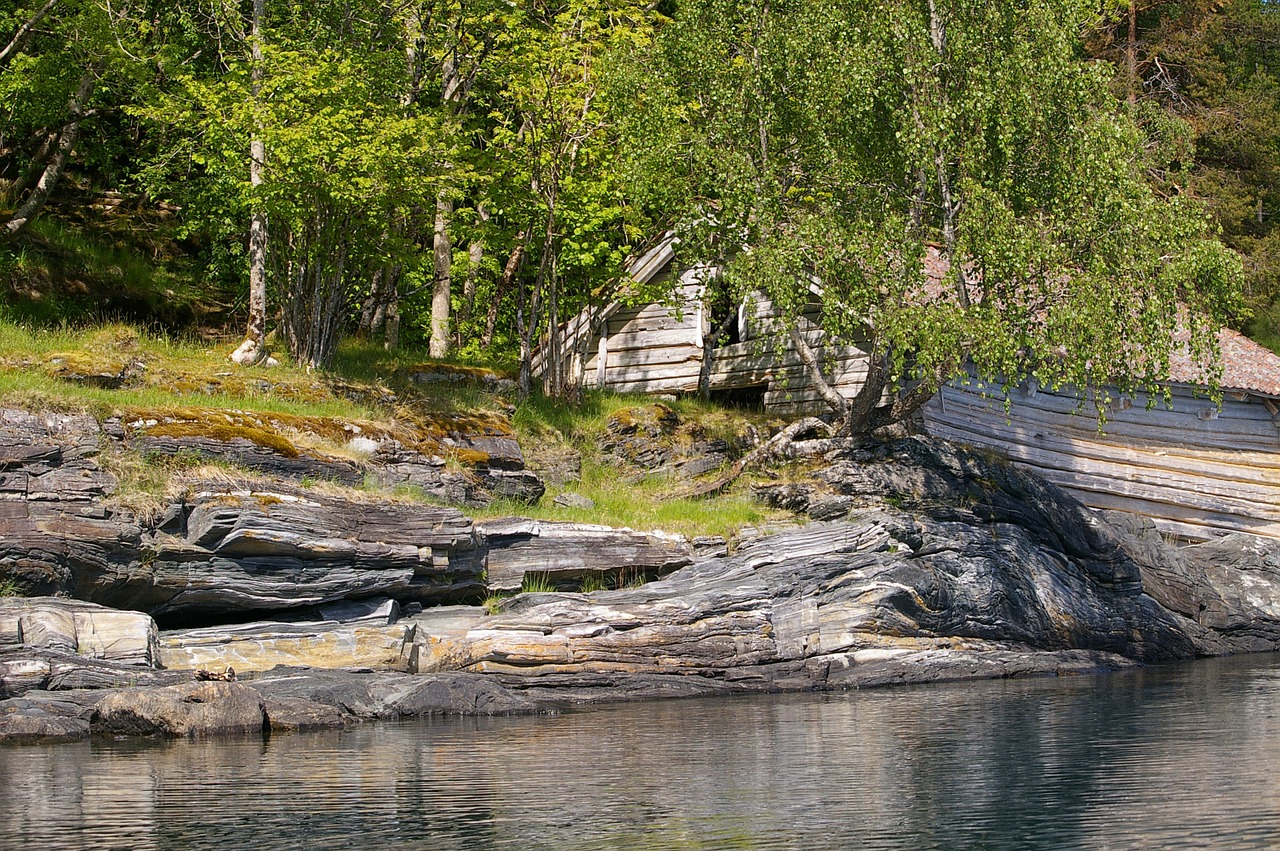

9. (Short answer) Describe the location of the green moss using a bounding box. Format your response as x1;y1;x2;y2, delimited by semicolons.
451;447;491;465
144;420;302;458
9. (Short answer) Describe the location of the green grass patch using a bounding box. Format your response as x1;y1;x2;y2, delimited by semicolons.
0;314;798;541
478;457;786;540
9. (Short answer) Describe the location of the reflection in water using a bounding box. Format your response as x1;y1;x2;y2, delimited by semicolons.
4;655;1280;850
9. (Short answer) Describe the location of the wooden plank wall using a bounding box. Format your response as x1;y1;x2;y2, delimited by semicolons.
563;276;878;415
922;379;1280;542
719;296;874;416
582;269;705;395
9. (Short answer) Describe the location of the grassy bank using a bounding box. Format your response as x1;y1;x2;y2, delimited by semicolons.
0;316;793;539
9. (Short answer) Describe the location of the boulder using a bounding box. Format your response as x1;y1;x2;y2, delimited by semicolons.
263;696;349;732
0;597;161;667
90;681;267;738
1111;512;1280;654
0;696;91;742
250;668;536;719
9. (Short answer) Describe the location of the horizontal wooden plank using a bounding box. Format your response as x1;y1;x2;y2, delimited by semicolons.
609;314;697;335
1045;481;1280;541
951;380;1279;430
928;421;1280;516
590;345;701;371
927;415;1280;492
933;386;1280;453
603;362;704;385
602;374;702;395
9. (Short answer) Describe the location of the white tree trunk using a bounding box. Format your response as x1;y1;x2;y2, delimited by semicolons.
5;66;96;235
233;0;269;366
429;193;453;358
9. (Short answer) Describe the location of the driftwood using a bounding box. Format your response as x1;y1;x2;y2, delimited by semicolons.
672;417;835;500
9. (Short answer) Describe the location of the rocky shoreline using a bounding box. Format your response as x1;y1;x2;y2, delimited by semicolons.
4;408;1280;743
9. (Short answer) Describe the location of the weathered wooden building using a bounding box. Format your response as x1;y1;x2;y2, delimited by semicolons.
534;233;882;416
922;331;1280;542
539;233;1280;542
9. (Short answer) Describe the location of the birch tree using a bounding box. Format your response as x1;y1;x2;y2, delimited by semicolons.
638;0;1243;435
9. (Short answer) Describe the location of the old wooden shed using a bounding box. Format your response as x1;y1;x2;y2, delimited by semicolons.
538;233;1280;542
534;232;882;416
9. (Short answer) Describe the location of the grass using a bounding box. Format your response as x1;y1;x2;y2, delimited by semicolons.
3;208;223;328
0;577;24;597
477;457;786;540
0;310;799;541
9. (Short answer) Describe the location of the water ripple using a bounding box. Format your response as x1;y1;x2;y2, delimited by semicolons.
4;654;1280;850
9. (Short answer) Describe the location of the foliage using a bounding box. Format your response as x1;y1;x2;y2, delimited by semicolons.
629;0;1243;432
1088;0;1280;348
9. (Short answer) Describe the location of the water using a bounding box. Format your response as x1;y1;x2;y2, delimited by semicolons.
4;654;1280;850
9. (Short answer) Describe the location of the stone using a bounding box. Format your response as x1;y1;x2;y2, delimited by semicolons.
1;598;161;667
0;696;91;742
159;621;419;674
263;697;349;732
478;518;698;592
250;668;535;719
369;672;538;718
552;492;595;510
90;681;267;738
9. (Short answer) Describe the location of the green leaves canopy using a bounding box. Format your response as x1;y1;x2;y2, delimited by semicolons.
635;0;1244;424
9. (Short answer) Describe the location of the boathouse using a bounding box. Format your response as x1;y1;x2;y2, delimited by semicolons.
538;233;1280;542
922;331;1280;542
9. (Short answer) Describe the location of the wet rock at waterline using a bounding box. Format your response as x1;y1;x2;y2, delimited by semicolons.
7;430;1280;743
90;681;268;738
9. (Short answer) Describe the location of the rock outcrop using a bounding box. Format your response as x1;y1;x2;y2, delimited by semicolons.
7;433;1280;744
90;681;267;737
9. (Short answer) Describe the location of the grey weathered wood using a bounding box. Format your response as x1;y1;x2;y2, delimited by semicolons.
925;379;1280;541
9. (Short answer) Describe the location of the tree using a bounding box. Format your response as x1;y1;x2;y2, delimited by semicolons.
485;0;658;398
633;0;1243;436
0;0;124;236
1088;0;1280;347
139;0;456;369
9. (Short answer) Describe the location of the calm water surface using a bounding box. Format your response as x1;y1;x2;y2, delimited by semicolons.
4;654;1280;850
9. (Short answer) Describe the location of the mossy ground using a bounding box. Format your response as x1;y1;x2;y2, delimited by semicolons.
0;316;796;538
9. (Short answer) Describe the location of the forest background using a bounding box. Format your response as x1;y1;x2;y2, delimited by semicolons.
0;0;1275;426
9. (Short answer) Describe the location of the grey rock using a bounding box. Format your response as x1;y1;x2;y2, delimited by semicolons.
478;518;697;592
90;681;267;738
1110;512;1280;654
0;696;91;742
263;696;349;732
130;435;365;486
1;597;161;667
552;492;595;510
251;668;536;719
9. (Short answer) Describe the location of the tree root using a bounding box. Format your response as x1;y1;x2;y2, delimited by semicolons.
671;416;836;500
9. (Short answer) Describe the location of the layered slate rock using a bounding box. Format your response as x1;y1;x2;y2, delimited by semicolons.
447;508;1186;700
1108;512;1280;654
0;406;542;618
135;487;482;621
478;519;698;592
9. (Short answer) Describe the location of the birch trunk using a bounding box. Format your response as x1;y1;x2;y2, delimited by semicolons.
232;0;269;365
0;0;59;69
4;66;96;235
429;193;453;357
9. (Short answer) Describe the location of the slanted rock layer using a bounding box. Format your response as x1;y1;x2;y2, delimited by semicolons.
4;414;1280;744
